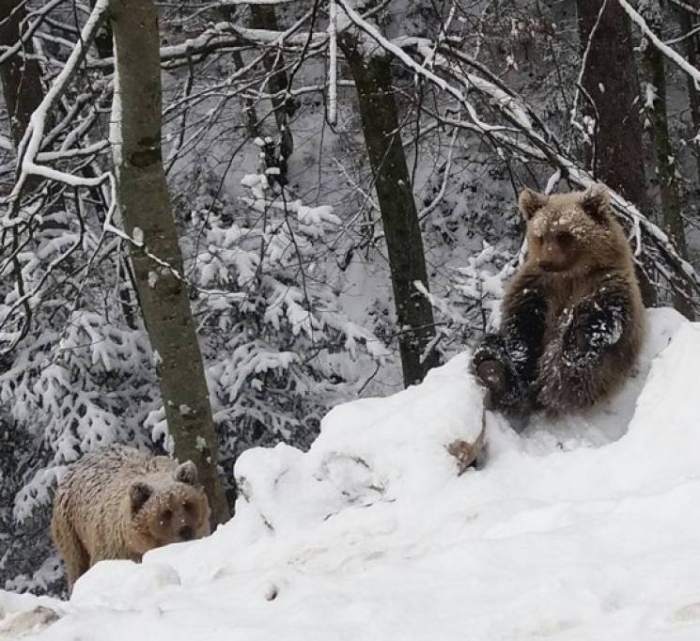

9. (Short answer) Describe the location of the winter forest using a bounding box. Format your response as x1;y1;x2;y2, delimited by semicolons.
2;0;700;605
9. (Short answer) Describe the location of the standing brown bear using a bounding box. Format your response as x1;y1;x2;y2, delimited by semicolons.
51;445;211;590
472;185;645;416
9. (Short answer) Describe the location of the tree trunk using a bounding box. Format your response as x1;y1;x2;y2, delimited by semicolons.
339;35;439;387
643;23;694;319
109;0;230;526
0;0;44;148
250;5;295;163
576;0;647;205
89;0;114;60
677;9;700;182
213;4;260;139
576;0;656;306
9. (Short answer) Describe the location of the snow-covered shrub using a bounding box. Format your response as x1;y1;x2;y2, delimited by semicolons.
177;159;389;472
6;312;157;519
418;243;517;352
416;149;523;356
0;205;158;593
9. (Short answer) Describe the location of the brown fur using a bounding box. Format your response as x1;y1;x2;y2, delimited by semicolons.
518;187;635;280
51;446;211;589
514;186;645;412
473;186;646;416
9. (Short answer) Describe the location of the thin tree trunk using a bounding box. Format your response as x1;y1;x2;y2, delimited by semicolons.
643;28;694;319
233;49;262;139
677;10;700;182
0;1;66;236
109;0;230;526
80;1;137;330
250;5;294;163
0;0;44;148
339;35;439;387
576;0;656;306
214;4;259;138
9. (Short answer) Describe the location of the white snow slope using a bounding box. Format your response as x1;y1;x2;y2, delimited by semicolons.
4;308;700;641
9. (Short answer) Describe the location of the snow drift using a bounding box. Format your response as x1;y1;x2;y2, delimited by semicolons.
4;308;700;641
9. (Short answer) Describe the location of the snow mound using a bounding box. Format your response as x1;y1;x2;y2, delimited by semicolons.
236;349;484;526
10;308;700;641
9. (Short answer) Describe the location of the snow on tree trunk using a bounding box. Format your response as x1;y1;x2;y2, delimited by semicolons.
109;0;230;526
339;35;439;387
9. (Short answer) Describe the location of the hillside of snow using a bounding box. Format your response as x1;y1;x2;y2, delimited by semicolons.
3;307;700;640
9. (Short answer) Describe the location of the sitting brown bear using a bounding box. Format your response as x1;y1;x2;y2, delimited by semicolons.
51;445;211;589
472;185;645;416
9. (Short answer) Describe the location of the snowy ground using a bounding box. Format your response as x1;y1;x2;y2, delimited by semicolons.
3;307;700;640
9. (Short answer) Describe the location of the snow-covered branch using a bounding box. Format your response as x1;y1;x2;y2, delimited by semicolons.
9;0;110;201
344;22;700;297
618;0;700;88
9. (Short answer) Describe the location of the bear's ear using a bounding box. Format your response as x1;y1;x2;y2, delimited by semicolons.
518;188;548;220
174;461;199;486
130;481;152;514
581;184;610;223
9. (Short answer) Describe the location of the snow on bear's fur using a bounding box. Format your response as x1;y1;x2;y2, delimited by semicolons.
473;185;645;415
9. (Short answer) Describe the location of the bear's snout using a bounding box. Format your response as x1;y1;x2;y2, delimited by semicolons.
179;525;195;541
538;259;563;272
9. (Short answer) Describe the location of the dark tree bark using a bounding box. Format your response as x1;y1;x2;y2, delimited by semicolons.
233;48;262;139
642;33;694;319
576;0;656;306
89;0;114;60
249;5;295;164
0;0;66;247
109;0;230;527
213;3;260;139
0;0;44;148
677;9;700;182
339;35;439;387
576;0;647;206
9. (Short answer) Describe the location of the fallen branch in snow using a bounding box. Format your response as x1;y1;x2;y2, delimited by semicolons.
448;427;485;476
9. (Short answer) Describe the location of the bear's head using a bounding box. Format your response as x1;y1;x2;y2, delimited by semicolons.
127;460;211;556
518;184;627;274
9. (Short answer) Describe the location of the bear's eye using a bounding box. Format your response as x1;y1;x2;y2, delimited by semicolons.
183;501;193;514
162;508;172;521
555;231;574;245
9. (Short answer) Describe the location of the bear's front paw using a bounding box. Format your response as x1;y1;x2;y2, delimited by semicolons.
564;306;619;365
474;359;506;410
563;323;590;359
562;301;602;362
